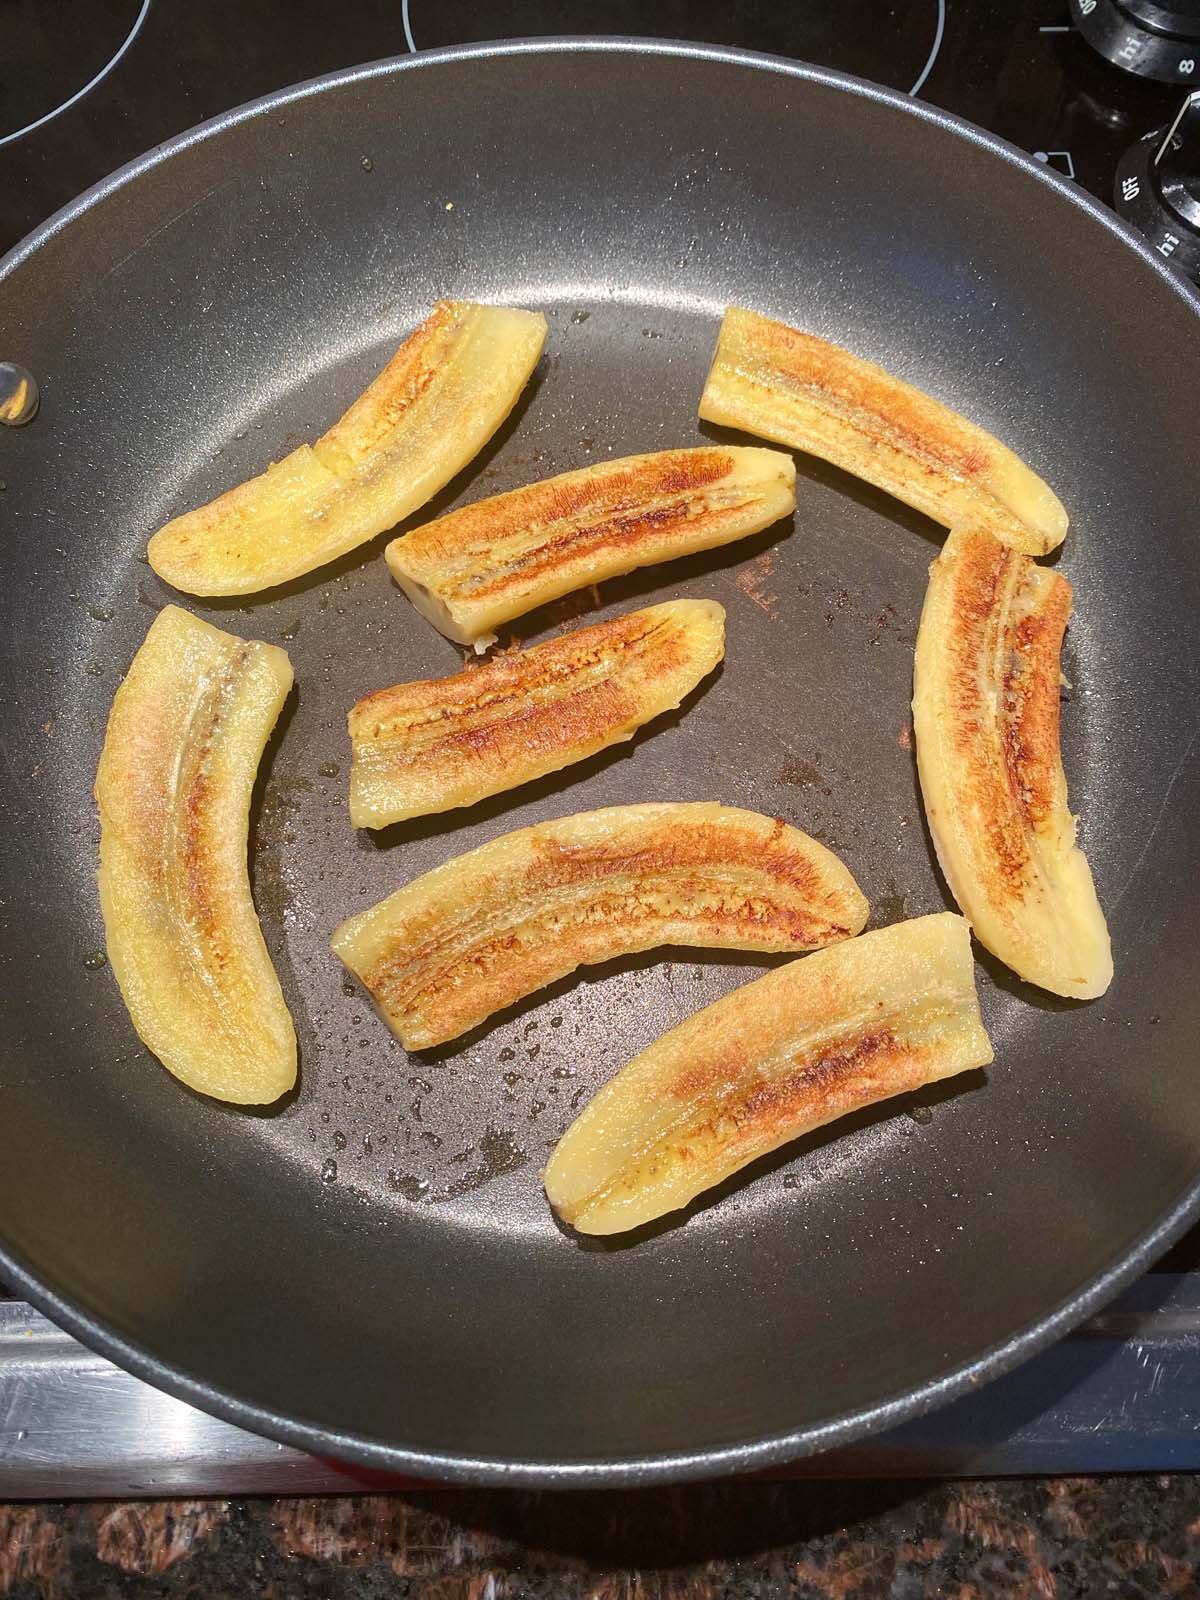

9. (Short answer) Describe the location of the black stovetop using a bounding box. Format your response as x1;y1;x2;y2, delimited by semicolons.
2;0;1198;255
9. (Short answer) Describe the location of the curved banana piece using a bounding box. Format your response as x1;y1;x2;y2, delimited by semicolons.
699;307;1067;557
384;446;795;648
332;802;868;1049
913;527;1112;998
95;605;297;1103
545;913;992;1235
147;301;547;596
349;599;726;828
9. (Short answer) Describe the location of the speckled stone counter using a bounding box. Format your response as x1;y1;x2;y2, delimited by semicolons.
3;1479;1199;1598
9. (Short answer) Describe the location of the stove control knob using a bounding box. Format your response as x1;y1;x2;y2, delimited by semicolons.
1115;92;1200;284
1070;0;1200;84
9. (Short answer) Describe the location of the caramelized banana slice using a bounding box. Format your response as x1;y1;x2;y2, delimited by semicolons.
95;606;296;1103
147;301;547;596
385;446;795;647
332;802;867;1049
913;527;1111;998
699;307;1067;556
545;913;991;1235
349;599;725;828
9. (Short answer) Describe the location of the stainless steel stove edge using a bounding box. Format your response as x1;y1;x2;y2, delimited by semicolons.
2;1277;1198;1497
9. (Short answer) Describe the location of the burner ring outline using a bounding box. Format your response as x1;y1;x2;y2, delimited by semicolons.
909;0;945;97
397;4;944;94
0;0;153;149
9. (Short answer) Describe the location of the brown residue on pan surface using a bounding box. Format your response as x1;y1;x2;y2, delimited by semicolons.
733;550;780;616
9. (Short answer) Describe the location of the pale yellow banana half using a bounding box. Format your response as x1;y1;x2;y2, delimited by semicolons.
95;606;296;1103
545;912;992;1235
699;307;1067;557
385;445;795;647
913;527;1112;999
147;301;547;595
332;802;868;1049
349;599;725;828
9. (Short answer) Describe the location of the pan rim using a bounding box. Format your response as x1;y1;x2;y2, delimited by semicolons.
3;35;1199;1486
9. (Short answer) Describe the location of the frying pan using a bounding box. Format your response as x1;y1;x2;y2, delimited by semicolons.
1;39;1199;1486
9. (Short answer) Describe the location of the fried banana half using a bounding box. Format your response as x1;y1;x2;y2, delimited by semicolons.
384;445;795;647
545;913;992;1234
147;301;547;596
332;802;868;1049
699;306;1067;556
348;599;725;828
913;527;1112;998
95;606;297;1103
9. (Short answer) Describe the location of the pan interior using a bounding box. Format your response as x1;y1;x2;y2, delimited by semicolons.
1;45;1198;1475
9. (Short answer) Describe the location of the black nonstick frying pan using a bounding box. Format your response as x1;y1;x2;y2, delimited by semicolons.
2;39;1199;1485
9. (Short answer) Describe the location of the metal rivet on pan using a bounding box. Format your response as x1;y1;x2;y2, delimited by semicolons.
0;362;39;426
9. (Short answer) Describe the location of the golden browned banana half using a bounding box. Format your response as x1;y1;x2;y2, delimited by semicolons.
384;445;795;648
147;301;547;596
545;912;992;1235
699;307;1067;557
332;802;867;1049
95;606;297;1103
913;527;1112;998
348;599;726;828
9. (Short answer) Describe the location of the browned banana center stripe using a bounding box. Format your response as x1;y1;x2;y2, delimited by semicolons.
571;1021;934;1219
367;845;848;999
357;615;671;740
446;496;745;600
942;536;1035;896
321;303;465;468
379;864;845;984
175;644;251;988
657;1028;909;1164
416;449;739;584
368;882;848;1020
359;680;637;773
732;326;993;484
383;849;808;979
943;531;1073;899
526;824;830;899
1002;584;1070;830
736;1029;909;1124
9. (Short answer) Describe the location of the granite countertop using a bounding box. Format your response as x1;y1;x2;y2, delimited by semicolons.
3;1478;1199;1598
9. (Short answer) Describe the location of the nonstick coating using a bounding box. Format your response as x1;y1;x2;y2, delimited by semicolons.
1;41;1199;1484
